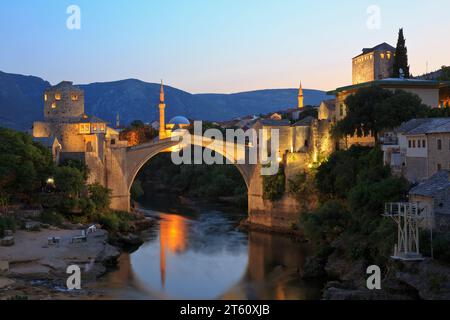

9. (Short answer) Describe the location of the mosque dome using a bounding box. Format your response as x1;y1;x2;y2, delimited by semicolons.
168;116;190;126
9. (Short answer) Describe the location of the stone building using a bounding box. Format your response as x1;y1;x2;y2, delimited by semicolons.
382;118;450;183
326;43;450;148
32;81;125;185
352;42;395;85
409;171;450;231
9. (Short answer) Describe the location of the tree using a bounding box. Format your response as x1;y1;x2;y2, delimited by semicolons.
333;87;429;141
437;66;450;81
88;183;111;211
392;28;410;78
0;128;54;202
262;165;286;201
54;166;85;197
130;120;145;128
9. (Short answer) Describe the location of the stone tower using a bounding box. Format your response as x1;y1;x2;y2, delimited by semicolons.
44;81;84;121
159;81;167;139
298;82;304;109
352;43;395;84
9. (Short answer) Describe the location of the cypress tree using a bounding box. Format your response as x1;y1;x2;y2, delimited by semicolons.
393;28;410;78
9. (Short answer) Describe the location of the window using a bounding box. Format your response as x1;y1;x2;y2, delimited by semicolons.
304;139;309;147
100;125;105;132
387;53;391;59
423;140;426;148
55;93;61;101
71;94;78;101
44;94;48;101
437;164;442;171
51;102;57;109
438;139;442;150
380;53;385;59
412;140;416;148
408;140;412;148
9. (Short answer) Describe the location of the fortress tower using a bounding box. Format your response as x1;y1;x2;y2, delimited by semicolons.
352;43;395;84
44;81;84;121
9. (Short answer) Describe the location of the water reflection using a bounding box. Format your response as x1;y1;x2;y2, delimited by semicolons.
93;210;323;300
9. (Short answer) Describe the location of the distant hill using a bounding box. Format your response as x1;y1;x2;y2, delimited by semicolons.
0;71;333;131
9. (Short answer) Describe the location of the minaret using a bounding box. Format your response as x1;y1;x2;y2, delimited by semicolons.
116;113;120;128
159;80;167;139
298;82;304;109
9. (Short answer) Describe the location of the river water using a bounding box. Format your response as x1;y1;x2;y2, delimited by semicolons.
92;205;323;300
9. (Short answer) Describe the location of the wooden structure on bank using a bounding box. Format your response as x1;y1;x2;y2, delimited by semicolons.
383;202;431;261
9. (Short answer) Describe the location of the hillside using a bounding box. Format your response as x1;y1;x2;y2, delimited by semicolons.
0;71;333;131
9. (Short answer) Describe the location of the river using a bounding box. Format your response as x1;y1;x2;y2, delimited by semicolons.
91;204;323;300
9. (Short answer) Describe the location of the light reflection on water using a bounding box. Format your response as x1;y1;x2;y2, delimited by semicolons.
93;209;323;300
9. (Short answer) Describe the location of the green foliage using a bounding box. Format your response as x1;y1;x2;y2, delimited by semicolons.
263;165;285;201
333;87;428;140
0;127;54;203
420;231;450;263
99;211;135;233
0;216;17;237
134;152;247;208
288;170;317;209
427;106;450;117
54;166;85;197
59;159;89;180
392;28;410;78
130;120;145;128
302;146;410;264
39;210;65;227
88;183;111;211
437;66;450;81
301;200;349;244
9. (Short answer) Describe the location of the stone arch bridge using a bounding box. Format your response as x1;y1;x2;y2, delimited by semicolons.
104;135;299;229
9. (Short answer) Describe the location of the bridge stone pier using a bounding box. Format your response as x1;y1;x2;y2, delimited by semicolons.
103;135;301;230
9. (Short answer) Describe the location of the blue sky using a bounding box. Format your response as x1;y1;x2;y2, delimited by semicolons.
0;0;449;93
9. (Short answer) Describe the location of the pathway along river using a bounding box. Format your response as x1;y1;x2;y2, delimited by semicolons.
91;203;324;300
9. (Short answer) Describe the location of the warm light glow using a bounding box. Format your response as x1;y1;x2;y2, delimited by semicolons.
51;102;57;109
44;94;48;101
71;94;78;101
277;156;282;163
46;177;55;184
55;93;61;101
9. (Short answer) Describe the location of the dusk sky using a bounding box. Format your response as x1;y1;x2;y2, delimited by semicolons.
1;0;449;93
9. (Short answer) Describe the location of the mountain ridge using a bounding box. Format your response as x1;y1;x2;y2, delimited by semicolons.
0;71;333;131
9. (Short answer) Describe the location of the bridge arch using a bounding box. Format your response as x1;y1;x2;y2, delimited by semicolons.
123;136;257;211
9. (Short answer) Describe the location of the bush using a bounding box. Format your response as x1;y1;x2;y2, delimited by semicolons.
88;184;111;211
0;216;16;237
263;165;286;201
39;210;65;227
301;200;349;245
99;211;135;233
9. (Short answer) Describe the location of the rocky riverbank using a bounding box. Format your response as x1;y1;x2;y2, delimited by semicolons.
0;216;155;300
302;249;450;300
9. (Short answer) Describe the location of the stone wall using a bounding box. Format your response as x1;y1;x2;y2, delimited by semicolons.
352;52;375;85
405;156;428;183
44;84;84;120
427;133;450;176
